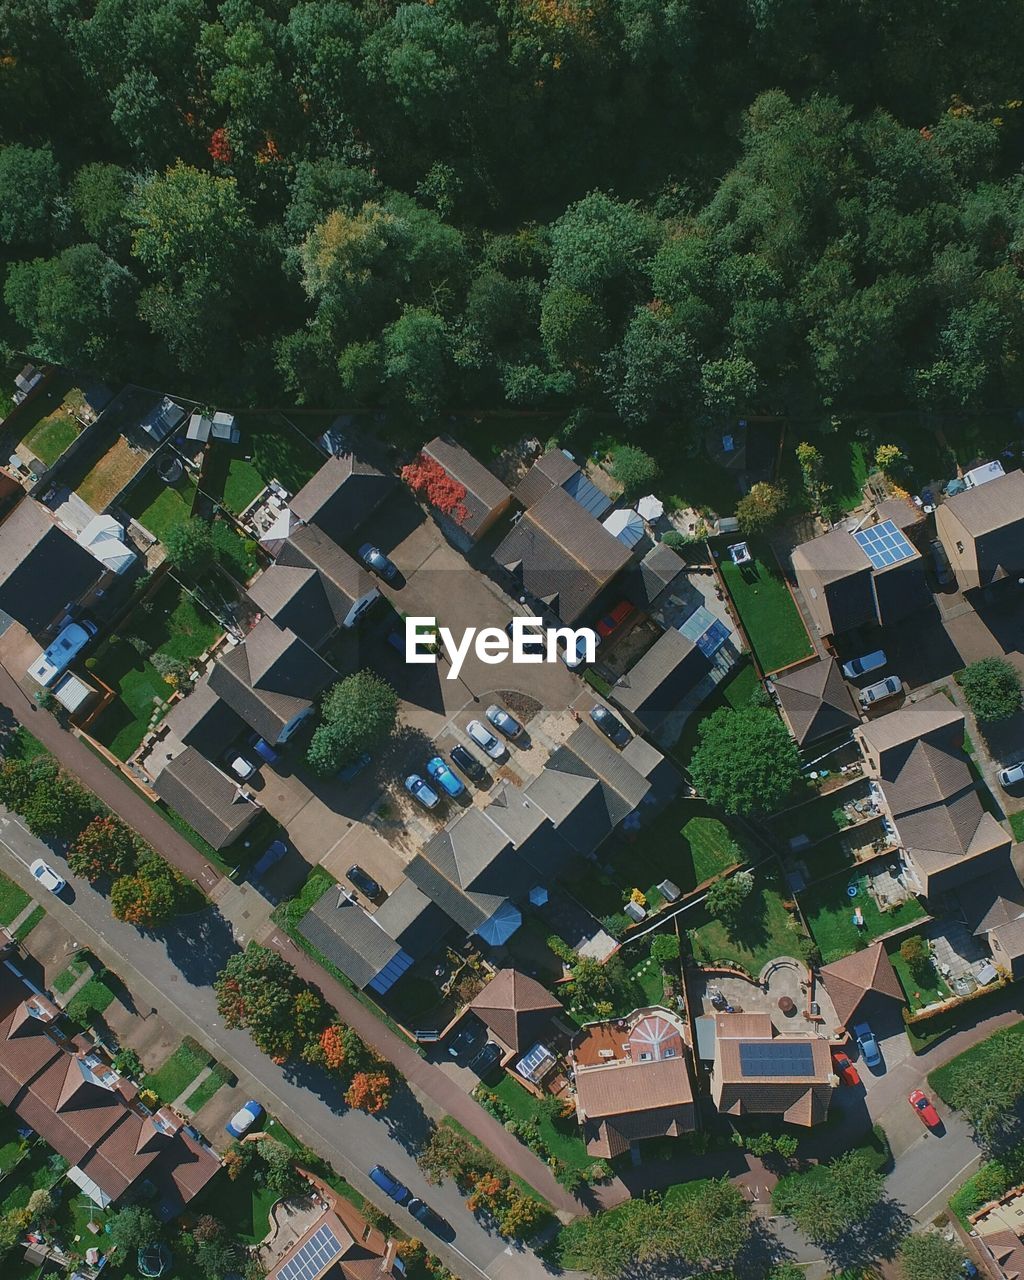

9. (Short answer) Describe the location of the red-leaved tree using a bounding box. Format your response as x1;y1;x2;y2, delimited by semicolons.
345;1070;393;1114
400;455;469;526
208;127;233;164
320;1024;348;1071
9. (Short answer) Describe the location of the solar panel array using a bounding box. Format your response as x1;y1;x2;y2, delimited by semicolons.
852;520;916;569
738;1040;816;1078
277;1224;342;1280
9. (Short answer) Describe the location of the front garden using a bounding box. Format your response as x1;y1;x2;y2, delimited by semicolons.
475;1075;597;1185
798;870;926;964
717;539;814;675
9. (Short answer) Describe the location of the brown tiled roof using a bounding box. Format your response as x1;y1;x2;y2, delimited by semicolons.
712;1012;774;1040
493;486;631;623
421;436;511;537
981;1228;1024;1278
819;942;904;1027
772;657;859;747
943;469;1024;537
161;675;246;758
514;449;579;508
0;498;103;636
153;747;260;850
712;1013;833;1127
469;969;562;1052
269;1204;403;1280
290;454;395;544
575;1055;695;1159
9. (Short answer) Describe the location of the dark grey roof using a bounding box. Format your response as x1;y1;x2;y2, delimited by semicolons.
289;454;395;544
493;486;632;624
620;736;682;803
483;782;574;877
610;629;709;729
624;543;687;609
0;500;103;636
299;888;405;989
404;854;494;934
208;619;335;743
514;449;579;508
161;675;246;758
421;436;511;537
373;880;455;957
421;807;536;903
153;748;259;849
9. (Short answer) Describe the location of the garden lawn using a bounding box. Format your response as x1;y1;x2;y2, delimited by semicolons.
89;641;170;760
929;1021;1024;1106
887;943;949;1012
816;435;870;511
75;434;148;510
21;410;78;465
124;469;197;541
688;869;800;976
53;956;88;994
14;905;43;942
65;975;117;1025
1010;812;1024;842
135;579;221;662
488;1074;592;1173
799;873;926;963
0;871;30;927
719;541;814;675
769;785;870;849
221;416;323;514
629;804;748;895
183;1071;226;1114
675;660;759;765
146;1038;211;1104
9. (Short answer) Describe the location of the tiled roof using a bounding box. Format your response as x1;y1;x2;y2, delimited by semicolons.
493;486;632;624
623;542;687;608
772;657;859;747
372;880;454;957
610;628;708;729
153;748;260;849
403;853;494;934
161;675;246;758
943;469;1024;537
712;1013;833;1126
0;499;103;635
421;436;511;537
819;942;904;1027
514;449;579;508
299;889;406;989
289;454;395;544
469;969;563;1052
575;1053;695;1159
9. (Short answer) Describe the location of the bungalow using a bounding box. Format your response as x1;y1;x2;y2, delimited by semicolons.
935;468;1024;596
289;454;396;546
711;1012;834;1126
419;435;513;543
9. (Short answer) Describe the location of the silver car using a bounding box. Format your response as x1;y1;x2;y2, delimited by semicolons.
466;719;505;759
859;675;903;707
999;762;1024;788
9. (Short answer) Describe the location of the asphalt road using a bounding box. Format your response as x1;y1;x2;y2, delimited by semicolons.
0;810;560;1280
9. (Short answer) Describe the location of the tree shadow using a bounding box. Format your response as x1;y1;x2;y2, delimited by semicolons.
159;908;239;986
817;1196;913;1273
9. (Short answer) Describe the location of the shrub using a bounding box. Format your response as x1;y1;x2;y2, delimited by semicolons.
736;481;787;535
899;935;935;984
706;871;754;924
650;934;681;965
959;657;1022;723
609;444;660;493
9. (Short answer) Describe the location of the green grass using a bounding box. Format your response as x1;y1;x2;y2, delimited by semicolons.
949;1142;1024;1226
799;872;926;963
928;1020;1024;1107
0;872;30;927
65;975;117;1025
21;411;78;465
145;1038;212;1104
53;957;88;994
688;868;801;976
439;1115;553;1216
487;1074;593;1173
182;1071;225;1114
718;540;814;675
89;644;171;760
769;786;869;849
13;905;43;942
124;469;197;541
674;659;759;765
220;416;324;514
5;727;48;762
888;942;949;1012
1010;812;1024;842
816;435;870;511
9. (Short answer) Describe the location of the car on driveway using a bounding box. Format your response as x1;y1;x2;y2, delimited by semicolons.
859;674;903;707
853;1022;882;1069
930;539;954;587
225;1100;264;1139
369;1165;410;1205
467;719;505;759
447;1019;485;1061
470;1042;502;1076
831;1051;860;1087
408;1198;455;1241
346;864;383;899
224;747;259;781
405;774;440;809
427;756;465;798
29;859;66;896
596;601;635;638
554;630;600;668
999;761;1024;788
358;543;398;580
909;1089;941;1128
590;704;631;745
486;704;522;738
449;744;486;782
842;650;887;680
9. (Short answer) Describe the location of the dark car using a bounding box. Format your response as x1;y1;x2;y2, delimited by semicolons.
250;838;288;883
486;703;522;738
407;1198;455;1242
338;752;371;782
590;704;631;746
347;864;383;899
358;543;399;580
450;744;486;783
471;1042;502;1077
447;1019;485;1061
369;1165;410;1205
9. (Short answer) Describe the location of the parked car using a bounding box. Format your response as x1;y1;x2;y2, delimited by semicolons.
590;705;631;746
908;1088;941;1128
407;1198;455;1242
842;650;887;680
930;539;954;587
27;619;99;687
427;756;465;798
555;630;601;668
386;631;406;655
449;744;486;782
225;1100;264;1139
224;748;258;780
250;838;288;883
485;703;522;738
338;752;372;782
471;1042;502;1076
369;1165;410;1205
831;1051;860;1087
596;601;636;638
248;734;279;764
853;1022;882;1068
29;859;66;896
358;543;398;580
447;1019;486;1061
405;775;440;809
346;864;383;899
859;675;903;707
998;761;1024;788
467;719;505;759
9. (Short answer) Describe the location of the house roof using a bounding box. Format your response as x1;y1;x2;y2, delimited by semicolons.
299;888;407;990
712;1013;833;1126
958;852;1024;939
403;854;493;934
610;628;709;729
208;619;336;743
772;657;860;747
161;675;246;758
469;969;563;1053
493;486;632;624
980;1229;1024;1280
942;468;1024;537
421;436;511;537
514;449;579;508
269;1201;403;1280
818;942;905;1027
0;499;103;635
289;454;395;544
623;542;687;609
153;748;260;849
371;879;454;957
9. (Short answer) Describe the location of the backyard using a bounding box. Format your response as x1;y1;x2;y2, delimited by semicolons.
75;434;150;511
18;383;86;466
212;415;324;514
123;467;197;541
798;870;927;963
887;939;950;1012
687;868;803;976
674;659;759;764
718;539;814;675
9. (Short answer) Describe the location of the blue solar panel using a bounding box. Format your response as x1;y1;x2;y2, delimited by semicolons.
738;1041;816;1078
852;520;915;570
277;1224;342;1280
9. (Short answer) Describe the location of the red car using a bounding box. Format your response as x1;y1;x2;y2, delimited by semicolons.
596;601;635;638
909;1089;941;1128
831;1051;860;1087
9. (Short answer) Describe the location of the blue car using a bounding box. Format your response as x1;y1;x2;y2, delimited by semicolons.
405;774;440;809
338;752;371;782
427;756;465;798
853;1021;882;1069
369;1165;410;1205
225;1100;264;1139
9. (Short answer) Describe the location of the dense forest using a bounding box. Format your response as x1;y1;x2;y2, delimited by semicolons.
2;0;1024;427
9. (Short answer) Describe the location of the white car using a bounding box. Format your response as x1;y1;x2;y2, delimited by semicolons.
27;620;98;687
30;859;66;895
466;719;505;759
859;675;903;707
999;762;1024;788
224;750;257;781
556;630;601;669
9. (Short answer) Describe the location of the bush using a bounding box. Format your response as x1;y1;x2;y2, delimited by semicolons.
900;935;935;984
609;444;660;494
706;870;754;924
306;670;399;777
959;657;1022;723
736;481;787;536
650;934;681;965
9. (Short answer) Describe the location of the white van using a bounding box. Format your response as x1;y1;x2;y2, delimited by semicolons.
27;620;98;687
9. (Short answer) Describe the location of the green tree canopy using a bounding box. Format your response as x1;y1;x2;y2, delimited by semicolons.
897;1232;968;1280
689;707;801;815
959;658;1022;723
772;1148;885;1242
307;671;399;777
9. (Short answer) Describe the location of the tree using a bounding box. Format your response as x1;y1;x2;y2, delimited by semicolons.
609;445;660;495
899;935;935;985
401;454;469;523
319;1024;348;1071
110;851;189;928
345;1070;393;1113
650;935;680;966
689;707;801;815
164;519;215;574
898;1232;968;1280
214;943;323;1061
195;1236;241;1280
108;1205;159;1255
569;956;612;1009
306;671;399;777
796;441;826;503
874;443;910;481
0;145;63;246
259;1139;304;1198
736;481;788;536
382;308;450;421
25;1189;54;1224
772;1148;884;1242
959;658;1022;723
68;816;138;882
706;871;754;924
22;772;94;840
113;1047;143;1079
938;1022;1024;1145
674;1178;751;1266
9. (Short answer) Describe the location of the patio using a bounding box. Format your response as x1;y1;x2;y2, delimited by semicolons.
690;959;838;1036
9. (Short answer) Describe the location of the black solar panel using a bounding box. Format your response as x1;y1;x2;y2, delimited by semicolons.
277;1224;342;1280
738;1040;816;1078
